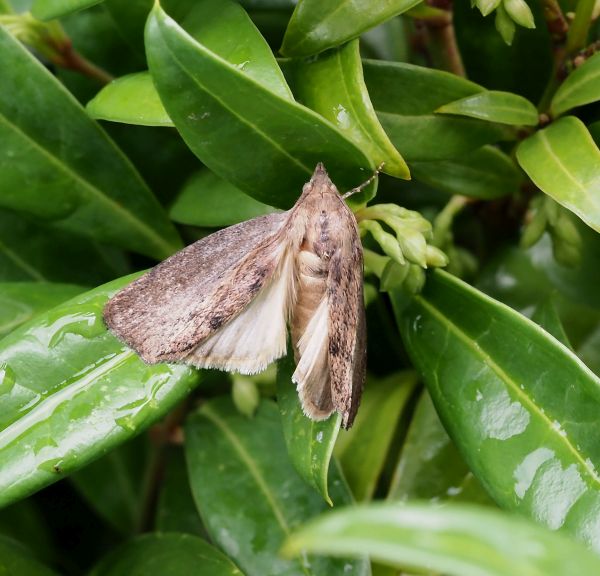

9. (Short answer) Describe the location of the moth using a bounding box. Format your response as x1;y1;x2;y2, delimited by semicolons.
104;163;372;428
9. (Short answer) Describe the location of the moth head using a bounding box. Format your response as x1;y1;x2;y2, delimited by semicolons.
301;163;339;199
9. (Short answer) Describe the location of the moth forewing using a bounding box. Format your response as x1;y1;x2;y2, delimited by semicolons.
103;163;368;428
103;212;291;364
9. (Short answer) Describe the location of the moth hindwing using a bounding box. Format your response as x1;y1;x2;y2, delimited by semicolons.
104;163;366;428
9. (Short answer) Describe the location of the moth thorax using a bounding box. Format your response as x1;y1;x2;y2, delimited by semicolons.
291;249;328;360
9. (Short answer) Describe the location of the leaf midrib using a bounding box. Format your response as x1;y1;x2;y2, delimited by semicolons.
0;113;173;257
414;295;600;489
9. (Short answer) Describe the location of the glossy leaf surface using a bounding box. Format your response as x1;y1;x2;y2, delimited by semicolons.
411;146;521;199
283;502;600;575
89;533;243;576
281;0;423;57
0;282;86;338
394;270;600;550
437;91;538;126
290;40;409;179
87;72;172;127
277;351;340;504
0;535;58;576
517;117;600;233
363;61;510;161
70;435;149;534
31;0;103;20
551;53;600;117
146;3;374;209
0;28;181;260
170;170;277;228
335;372;417;502
185;398;368;576
0;274;199;508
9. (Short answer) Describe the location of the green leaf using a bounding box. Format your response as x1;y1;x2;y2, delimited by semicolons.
388;390;491;504
0;27;181;260
0;210;128;285
88;533;243;576
70;435;150;534
31;0;103;20
516;117;600;233
551;53;600;117
185;398;369;576
170;170;278;228
379;113;511;162
283;502;600;576
335;372;417;502
155;447;206;536
0;273;199;508
276;351;341;505
531;296;572;349
437;91;539;126
394;269;600;549
362;61;510;162
454;0;552;103
289;40;409;179
280;0;424;57
363;59;484;116
0;282;86;338
0;535;58;576
411;145;521;200
146;2;374;209
87;72;172;127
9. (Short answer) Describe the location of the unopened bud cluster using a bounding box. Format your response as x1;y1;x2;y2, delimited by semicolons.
521;195;582;267
357;204;448;294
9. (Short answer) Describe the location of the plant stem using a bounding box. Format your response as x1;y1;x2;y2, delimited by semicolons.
566;0;596;54
57;40;114;84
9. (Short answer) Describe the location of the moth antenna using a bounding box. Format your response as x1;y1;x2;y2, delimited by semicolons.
342;162;385;200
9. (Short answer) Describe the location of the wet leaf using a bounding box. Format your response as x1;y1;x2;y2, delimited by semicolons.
276;351;340;504
335;372;417;502
411;145;521;199
87;72;172;127
437;91;538;126
394;270;600;550
31;0;103;20
146;2;374;209
170;170;278;228
88;533;243;576
0;28;181;260
0;282;86;338
185;398;369;576
0;273;199;508
0;535;58;576
531;296;572;349
283;502;600;576
290;40;409;179
280;0;423;57
551;53;600;117
516;117;600;233
70;435;150;534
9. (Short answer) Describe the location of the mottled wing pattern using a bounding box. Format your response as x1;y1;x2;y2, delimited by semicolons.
327;225;366;429
104;212;289;363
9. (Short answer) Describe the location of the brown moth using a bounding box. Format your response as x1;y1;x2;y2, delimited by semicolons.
104;163;371;428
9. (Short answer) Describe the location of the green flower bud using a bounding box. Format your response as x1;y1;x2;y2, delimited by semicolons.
495;3;516;45
380;260;410;292
232;376;260;418
398;228;428;268
504;0;535;28
425;245;449;268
